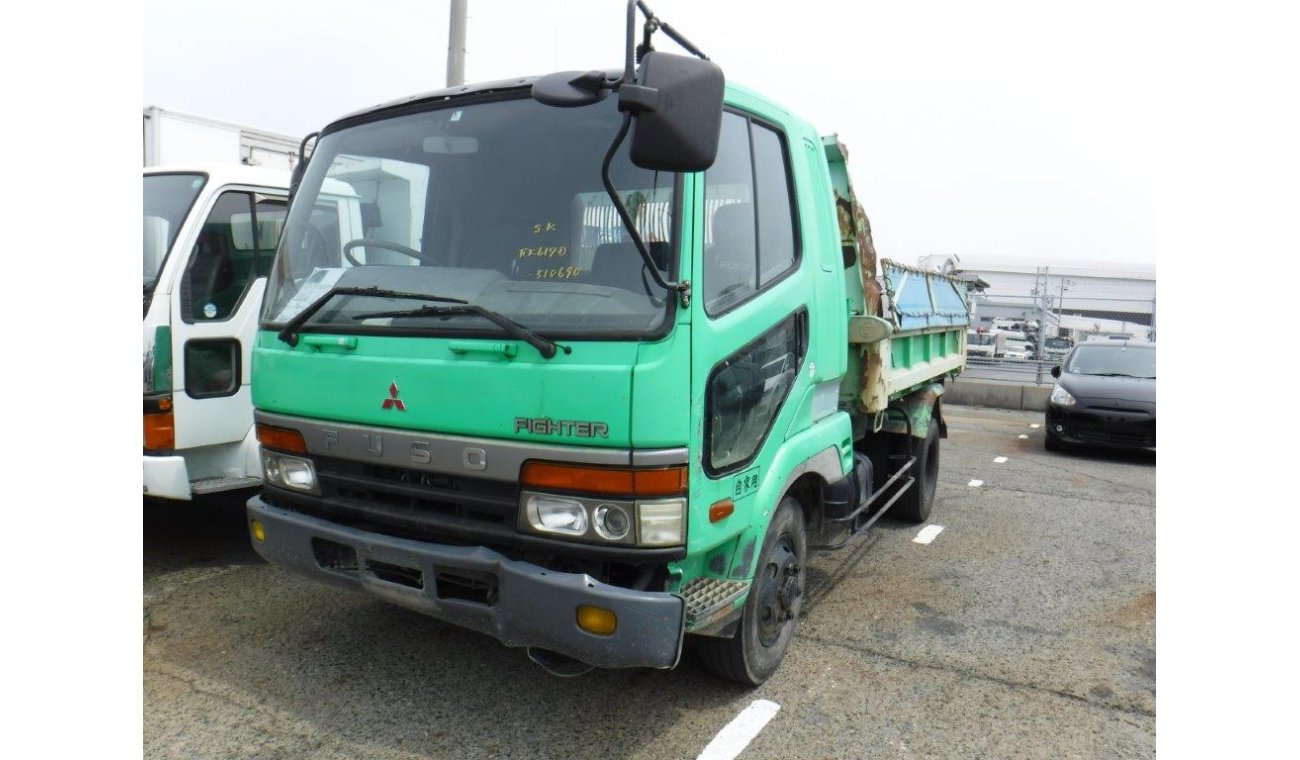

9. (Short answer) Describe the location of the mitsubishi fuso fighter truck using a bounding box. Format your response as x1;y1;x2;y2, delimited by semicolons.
246;2;969;684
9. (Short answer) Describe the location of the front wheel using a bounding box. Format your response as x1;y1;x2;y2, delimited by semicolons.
696;496;807;686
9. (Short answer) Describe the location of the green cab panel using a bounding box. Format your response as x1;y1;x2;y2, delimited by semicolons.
253;331;642;447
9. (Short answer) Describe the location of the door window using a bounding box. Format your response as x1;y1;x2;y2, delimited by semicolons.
181;191;285;322
701;113;799;316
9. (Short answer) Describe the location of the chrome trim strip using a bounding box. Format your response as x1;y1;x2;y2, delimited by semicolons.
255;411;685;482
630;447;689;467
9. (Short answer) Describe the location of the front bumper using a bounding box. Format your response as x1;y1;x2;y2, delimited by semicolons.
247;496;686;669
143;454;191;500
1045;404;1155;449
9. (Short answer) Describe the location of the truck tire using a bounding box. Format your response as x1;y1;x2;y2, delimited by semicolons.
696;496;806;686
894;415;940;523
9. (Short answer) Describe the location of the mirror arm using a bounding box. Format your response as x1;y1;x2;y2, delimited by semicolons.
600;111;691;308
288;131;319;202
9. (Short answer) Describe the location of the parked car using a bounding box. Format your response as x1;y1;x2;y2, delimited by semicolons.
1045;341;1155;451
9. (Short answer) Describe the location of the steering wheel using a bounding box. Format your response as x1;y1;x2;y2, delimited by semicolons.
343;238;437;266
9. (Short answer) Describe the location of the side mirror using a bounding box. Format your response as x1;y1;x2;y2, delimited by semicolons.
1051;366;1061;378
623;51;724;172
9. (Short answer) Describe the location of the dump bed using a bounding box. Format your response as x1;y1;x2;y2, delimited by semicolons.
823;136;970;415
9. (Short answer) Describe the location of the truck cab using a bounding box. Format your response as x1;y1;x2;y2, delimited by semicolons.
244;21;967;684
143;166;362;499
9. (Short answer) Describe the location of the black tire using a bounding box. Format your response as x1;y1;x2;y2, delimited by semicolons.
697;496;807;686
894;414;940;523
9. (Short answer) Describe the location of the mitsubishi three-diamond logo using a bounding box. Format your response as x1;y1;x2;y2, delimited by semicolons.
382;381;407;411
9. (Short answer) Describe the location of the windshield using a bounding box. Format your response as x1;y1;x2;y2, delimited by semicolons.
264;95;677;339
968;333;994;345
144;173;206;291
1065;344;1156;378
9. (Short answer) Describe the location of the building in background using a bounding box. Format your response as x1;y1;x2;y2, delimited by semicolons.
917;255;1156;341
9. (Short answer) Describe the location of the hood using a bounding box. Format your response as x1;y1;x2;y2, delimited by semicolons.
1058;373;1156;405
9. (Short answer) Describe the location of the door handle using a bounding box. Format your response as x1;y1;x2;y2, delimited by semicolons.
448;340;518;359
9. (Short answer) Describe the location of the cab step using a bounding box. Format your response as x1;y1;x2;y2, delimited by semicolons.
681;577;749;634
190;476;262;495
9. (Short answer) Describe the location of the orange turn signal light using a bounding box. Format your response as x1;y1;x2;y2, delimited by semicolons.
256;423;307;454
143;411;175;451
709;498;734;523
521;461;687;498
576;605;617;636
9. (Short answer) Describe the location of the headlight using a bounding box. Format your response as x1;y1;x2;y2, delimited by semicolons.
593;503;632;540
527;495;589;536
1050;384;1076;406
261;449;318;492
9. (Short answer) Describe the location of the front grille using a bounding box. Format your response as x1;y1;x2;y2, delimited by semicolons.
1071;420;1155;447
315;455;519;530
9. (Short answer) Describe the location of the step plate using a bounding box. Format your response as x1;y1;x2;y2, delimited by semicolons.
190;476;262;495
681;577;749;630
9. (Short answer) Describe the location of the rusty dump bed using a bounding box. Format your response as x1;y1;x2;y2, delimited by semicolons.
823;136;970;415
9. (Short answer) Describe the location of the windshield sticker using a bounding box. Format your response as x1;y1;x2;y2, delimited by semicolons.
732;466;760;500
273;267;346;323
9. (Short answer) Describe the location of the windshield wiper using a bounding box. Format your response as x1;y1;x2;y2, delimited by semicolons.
1089;372;1147;378
277;286;468;347
352;304;568;360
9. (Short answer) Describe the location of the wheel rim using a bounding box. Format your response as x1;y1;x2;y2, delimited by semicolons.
756;534;802;647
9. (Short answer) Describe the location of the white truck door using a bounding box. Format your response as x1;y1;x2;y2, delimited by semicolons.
169;188;287;481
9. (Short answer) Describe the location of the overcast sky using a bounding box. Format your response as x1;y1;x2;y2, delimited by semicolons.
144;0;1161;267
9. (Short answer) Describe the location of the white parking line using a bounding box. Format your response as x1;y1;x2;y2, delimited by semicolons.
1030;423;1040;429
697;700;781;760
993;456;1009;464
1018;434;1029;439
968;479;984;487
914;525;945;544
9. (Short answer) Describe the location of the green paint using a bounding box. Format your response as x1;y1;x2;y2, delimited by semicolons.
152;325;172;393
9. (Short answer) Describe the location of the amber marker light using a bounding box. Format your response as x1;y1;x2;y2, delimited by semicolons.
576;605;617;636
256;423;308;454
521;462;687;498
251;520;266;543
143;412;175;451
709;498;734;523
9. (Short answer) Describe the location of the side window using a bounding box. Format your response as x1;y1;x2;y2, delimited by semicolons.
706;310;808;473
702;113;799;315
184;339;240;398
752;124;797;284
182;192;258;322
252;196;287;277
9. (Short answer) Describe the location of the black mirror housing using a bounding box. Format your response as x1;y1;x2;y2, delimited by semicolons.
624;51;724;172
1051;366;1061;378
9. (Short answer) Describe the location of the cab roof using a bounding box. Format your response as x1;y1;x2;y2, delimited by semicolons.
144;164;293;191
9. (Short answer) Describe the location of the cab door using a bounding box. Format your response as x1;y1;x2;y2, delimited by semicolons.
169;188;287;462
687;106;813;566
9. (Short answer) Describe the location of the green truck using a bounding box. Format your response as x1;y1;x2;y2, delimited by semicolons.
247;3;969;685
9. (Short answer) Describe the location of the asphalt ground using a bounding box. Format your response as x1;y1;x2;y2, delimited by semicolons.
144;405;1155;759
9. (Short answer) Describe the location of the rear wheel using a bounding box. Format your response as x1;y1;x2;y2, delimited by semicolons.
697;496;807;686
894;412;940;522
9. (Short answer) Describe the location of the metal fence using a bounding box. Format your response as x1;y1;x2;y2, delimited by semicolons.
961;355;1062;385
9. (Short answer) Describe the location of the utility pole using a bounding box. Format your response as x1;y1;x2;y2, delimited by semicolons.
1036;266;1049;361
446;0;468;87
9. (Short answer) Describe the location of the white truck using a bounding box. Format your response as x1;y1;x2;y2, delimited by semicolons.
144;160;420;500
143;106;302;170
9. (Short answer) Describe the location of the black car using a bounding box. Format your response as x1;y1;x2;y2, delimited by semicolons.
1045;341;1155;451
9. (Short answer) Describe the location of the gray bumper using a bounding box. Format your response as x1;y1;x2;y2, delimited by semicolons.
247;496;685;669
